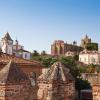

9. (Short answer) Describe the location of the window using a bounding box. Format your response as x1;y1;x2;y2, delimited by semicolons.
25;53;27;58
84;57;86;62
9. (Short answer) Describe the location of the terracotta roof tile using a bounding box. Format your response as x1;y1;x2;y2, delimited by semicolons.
0;53;43;67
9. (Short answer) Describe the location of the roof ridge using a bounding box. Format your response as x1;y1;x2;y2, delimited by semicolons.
0;61;29;84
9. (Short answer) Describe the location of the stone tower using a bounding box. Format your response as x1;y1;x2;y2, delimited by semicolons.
0;61;30;100
81;34;91;48
37;62;75;100
1;32;13;55
51;40;65;56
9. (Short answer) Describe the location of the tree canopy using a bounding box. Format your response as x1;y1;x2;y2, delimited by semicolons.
31;52;92;91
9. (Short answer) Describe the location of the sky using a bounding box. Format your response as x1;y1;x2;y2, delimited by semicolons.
0;0;100;53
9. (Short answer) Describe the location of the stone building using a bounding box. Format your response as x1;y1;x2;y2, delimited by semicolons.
81;73;100;100
1;32;31;60
1;32;13;55
37;62;75;100
81;35;98;51
0;61;30;100
0;52;43;100
79;50;100;65
51;40;83;56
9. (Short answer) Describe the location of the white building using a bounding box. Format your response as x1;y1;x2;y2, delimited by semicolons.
1;32;13;55
15;49;31;60
0;32;31;60
79;50;100;65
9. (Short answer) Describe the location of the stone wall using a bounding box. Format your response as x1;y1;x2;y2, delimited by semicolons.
51;40;83;56
37;62;75;100
38;81;75;100
84;73;100;100
0;53;43;100
0;83;30;100
92;84;100;100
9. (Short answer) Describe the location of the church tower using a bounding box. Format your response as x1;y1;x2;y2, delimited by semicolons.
1;32;13;55
81;34;91;48
51;40;65;56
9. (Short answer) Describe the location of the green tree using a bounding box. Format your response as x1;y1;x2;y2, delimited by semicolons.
74;55;79;61
41;50;46;56
41;57;52;67
41;57;58;67
75;78;91;99
31;50;41;61
75;78;91;90
78;66;87;73
60;56;80;79
87;64;96;73
86;43;98;51
32;50;39;56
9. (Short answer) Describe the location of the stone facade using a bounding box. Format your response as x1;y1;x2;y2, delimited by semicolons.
37;62;75;100
79;50;100;65
1;32;13;55
0;61;30;100
81;73;98;85
51;40;83;56
81;73;100;100
92;74;100;100
0;52;43;100
92;84;100;100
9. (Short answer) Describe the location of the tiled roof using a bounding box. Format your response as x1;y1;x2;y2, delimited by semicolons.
16;49;31;53
80;50;100;54
2;32;13;41
0;61;29;84
38;62;74;82
0;53;43;67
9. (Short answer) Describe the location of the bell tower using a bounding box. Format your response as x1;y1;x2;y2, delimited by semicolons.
1;32;13;55
81;34;91;48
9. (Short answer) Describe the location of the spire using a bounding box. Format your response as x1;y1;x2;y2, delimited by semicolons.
15;39;18;45
3;32;13;41
85;34;88;39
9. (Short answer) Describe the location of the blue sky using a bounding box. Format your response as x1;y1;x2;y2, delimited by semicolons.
0;0;100;53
